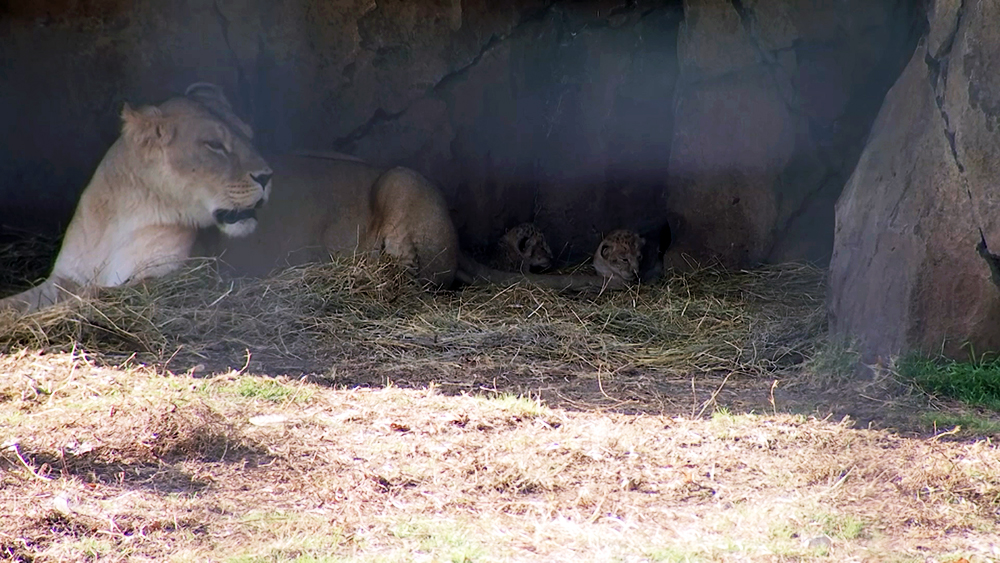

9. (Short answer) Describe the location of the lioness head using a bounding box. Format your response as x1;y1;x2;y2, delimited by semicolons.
120;82;273;238
593;229;644;284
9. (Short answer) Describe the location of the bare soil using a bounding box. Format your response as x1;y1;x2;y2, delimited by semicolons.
1;351;999;562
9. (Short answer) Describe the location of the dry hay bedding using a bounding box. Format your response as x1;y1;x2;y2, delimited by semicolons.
0;226;60;292
0;255;826;387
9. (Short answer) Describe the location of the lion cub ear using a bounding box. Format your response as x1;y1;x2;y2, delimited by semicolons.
599;241;612;259
121;103;175;148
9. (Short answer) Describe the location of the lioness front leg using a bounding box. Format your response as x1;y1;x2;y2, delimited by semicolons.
379;234;421;274
368;167;459;288
0;278;91;314
95;225;197;286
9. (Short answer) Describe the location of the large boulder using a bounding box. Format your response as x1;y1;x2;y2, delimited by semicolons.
829;0;1000;360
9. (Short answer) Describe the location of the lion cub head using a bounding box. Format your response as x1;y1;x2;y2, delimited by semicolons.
121;82;273;238
496;223;554;273
593;229;644;284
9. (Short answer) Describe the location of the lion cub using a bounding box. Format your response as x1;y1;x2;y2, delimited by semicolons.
593;229;645;285
493;223;554;274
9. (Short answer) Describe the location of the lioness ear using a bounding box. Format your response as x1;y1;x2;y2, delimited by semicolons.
185;82;254;139
121;103;175;148
185;82;232;110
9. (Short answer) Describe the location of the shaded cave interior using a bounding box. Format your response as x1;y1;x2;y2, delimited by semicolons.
0;0;926;273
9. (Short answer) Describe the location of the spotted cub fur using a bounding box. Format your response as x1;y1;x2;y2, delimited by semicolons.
593;229;644;284
493;223;554;274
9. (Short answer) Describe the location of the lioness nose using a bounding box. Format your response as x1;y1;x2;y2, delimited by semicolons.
251;172;272;189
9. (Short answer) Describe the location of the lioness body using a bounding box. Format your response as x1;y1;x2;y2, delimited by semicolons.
196;158;616;292
194;156;459;288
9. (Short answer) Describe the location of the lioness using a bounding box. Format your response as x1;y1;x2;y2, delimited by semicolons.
0;84;273;312
0;83;611;313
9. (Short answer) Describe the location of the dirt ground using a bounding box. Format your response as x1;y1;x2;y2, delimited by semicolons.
2;350;999;562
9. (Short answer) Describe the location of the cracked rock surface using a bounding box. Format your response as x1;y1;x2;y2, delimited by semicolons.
665;0;921;268
829;0;1000;360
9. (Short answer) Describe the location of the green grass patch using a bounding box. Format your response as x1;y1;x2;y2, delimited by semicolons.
227;555;341;563
919;412;1000;435
899;354;1000;411
71;537;119;560
644;546;708;562
815;512;867;540
219;377;312;403
482;393;549;418
389;518;488;562
224;511;346;563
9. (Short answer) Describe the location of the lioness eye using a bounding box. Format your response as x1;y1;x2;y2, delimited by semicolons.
204;140;226;153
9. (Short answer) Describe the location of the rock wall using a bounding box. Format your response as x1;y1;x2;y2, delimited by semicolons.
0;0;921;266
829;0;1000;360
665;0;923;268
0;0;683;262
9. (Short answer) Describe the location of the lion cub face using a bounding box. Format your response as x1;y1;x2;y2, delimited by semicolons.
593;229;644;284
497;223;553;273
121;83;273;238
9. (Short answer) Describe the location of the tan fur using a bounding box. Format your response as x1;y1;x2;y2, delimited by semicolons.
1;83;616;313
492;223;553;274
192;156;460;289
593;229;645;285
0;83;273;313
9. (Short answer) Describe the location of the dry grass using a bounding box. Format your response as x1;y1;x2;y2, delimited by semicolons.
0;226;59;291
0;255;827;387
1;352;999;562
